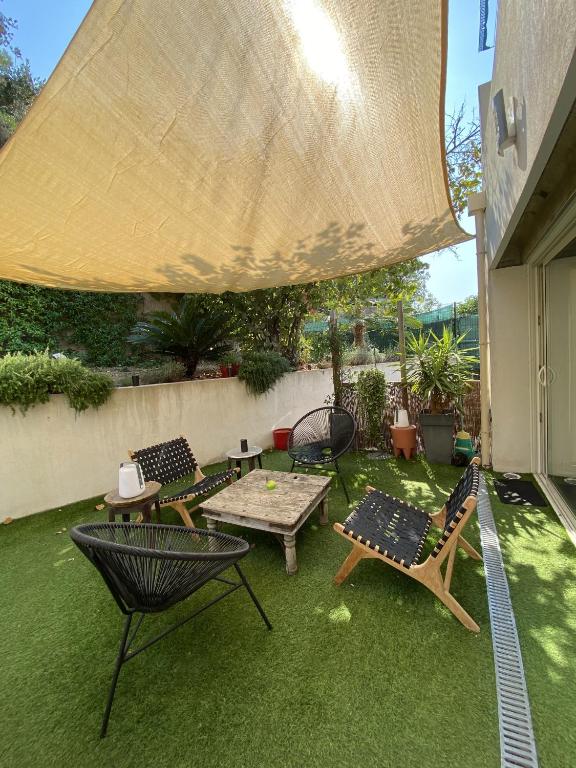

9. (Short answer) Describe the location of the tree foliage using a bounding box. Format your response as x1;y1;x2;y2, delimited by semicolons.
0;6;43;147
223;258;432;365
457;295;479;316
445;104;482;217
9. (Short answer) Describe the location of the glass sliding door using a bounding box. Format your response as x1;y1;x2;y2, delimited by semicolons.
545;253;576;510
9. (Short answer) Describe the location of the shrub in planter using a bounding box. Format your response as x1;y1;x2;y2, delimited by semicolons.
355;368;387;449
219;350;242;378
343;345;383;366
140;361;187;385
0;351;113;413
238;350;291;396
406;328;477;463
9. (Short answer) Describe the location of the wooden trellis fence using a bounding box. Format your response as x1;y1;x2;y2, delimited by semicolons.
341;381;481;453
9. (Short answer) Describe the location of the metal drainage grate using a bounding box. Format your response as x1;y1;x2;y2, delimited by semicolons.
477;476;539;768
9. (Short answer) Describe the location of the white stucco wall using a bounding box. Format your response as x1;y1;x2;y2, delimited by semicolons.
483;1;576;264
1;363;398;520
489;266;533;472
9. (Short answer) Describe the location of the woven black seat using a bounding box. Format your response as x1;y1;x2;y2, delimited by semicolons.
130;436;237;527
71;522;271;737
342;492;431;567
160;470;235;504
334;460;483;632
288;406;356;502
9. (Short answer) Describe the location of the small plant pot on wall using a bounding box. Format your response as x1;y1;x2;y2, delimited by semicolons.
419;413;455;464
219;364;240;378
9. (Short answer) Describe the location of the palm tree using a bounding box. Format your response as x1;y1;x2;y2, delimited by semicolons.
128;295;232;377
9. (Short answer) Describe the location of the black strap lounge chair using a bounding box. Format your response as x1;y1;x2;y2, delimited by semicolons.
333;457;482;631
70;522;271;737
130;435;237;527
288;406;356;503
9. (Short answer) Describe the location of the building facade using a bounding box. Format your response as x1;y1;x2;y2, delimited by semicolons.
481;0;576;530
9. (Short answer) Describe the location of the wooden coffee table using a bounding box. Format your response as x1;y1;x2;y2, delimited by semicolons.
201;470;331;574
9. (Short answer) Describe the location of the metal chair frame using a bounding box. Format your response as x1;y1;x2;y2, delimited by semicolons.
288;406;356;503
71;523;272;737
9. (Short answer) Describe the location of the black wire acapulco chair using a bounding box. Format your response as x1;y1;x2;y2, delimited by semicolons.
70;523;272;737
288;406;356;503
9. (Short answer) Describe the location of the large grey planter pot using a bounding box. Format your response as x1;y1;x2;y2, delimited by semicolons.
419;413;455;464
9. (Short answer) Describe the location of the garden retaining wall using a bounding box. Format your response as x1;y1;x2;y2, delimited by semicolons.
2;363;399;519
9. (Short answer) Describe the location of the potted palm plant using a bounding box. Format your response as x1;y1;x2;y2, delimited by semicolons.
128;295;232;378
406;328;477;463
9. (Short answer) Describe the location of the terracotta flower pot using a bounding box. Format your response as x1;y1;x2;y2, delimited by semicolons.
390;425;417;460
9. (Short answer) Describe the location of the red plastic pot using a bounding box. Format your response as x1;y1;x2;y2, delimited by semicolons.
272;427;292;451
220;364;240;378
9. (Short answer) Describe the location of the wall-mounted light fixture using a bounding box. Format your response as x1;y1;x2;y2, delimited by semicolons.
492;88;517;155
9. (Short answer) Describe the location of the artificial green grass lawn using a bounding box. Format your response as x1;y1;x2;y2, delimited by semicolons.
0;453;574;768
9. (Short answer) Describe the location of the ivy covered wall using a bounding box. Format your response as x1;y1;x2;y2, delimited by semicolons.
0;280;143;365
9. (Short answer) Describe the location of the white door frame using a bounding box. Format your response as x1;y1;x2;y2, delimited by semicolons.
524;193;576;543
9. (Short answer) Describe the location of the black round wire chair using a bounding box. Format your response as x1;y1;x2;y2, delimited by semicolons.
71;523;271;737
288;406;356;502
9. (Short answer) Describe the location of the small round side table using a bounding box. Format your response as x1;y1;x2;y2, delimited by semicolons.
226;446;263;477
104;481;162;523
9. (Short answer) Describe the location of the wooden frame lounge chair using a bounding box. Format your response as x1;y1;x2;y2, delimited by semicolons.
333;457;482;632
129;436;238;528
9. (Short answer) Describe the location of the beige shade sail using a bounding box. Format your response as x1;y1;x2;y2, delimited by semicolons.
0;0;469;293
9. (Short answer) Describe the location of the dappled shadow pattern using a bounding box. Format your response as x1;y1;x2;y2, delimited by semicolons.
14;213;468;293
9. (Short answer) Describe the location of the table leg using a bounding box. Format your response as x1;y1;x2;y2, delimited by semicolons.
248;456;255;472
257;453;262;469
107;507;114;523
122;512;131;523
154;498;162;523
319;496;329;526
227;457;233;471
236;460;242;478
206;517;219;552
284;534;297;575
141;502;153;524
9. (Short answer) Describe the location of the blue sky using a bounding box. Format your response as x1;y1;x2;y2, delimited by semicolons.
3;0;494;305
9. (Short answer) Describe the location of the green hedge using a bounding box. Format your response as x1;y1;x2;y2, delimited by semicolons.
0;351;113;413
